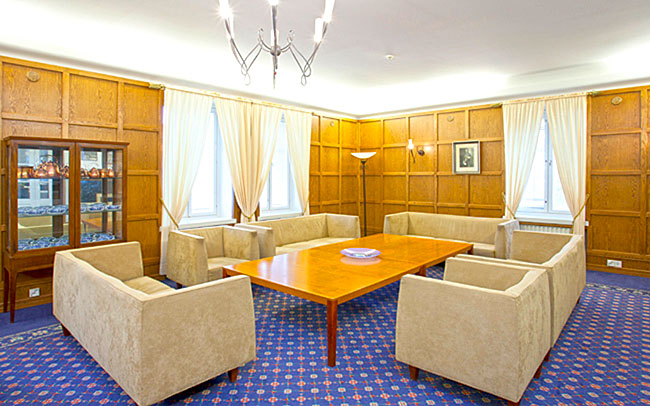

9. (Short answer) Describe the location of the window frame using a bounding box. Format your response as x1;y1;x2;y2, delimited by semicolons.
516;111;572;223
180;105;235;228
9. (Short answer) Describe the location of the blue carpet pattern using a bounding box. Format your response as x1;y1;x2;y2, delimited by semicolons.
1;268;650;405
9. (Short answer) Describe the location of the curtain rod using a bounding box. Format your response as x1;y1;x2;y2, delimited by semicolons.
150;83;315;115
503;91;590;105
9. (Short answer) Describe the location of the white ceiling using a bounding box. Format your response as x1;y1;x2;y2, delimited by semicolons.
2;0;650;117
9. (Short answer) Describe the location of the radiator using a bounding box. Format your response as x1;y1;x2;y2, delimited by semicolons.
520;224;572;234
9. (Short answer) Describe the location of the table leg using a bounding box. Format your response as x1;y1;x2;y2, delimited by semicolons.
468;246;474;255
8;270;16;323
327;300;338;367
2;268;8;314
417;265;427;276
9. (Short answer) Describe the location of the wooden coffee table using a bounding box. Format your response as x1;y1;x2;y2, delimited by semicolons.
223;234;473;367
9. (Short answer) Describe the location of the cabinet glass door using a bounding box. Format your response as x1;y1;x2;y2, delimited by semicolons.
16;145;71;251
79;147;123;244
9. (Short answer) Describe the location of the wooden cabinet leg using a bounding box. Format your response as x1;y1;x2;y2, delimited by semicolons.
227;367;239;383
327;300;338;367
2;268;8;314
8;271;16;323
61;324;71;336
544;349;551;362
175;282;182;289
409;365;419;381
417;266;427;276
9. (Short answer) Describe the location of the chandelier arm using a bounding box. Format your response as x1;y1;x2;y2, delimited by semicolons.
258;29;273;53
289;44;313;77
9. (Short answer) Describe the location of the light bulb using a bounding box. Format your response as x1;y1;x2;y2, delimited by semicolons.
219;0;232;19
314;18;324;43
323;0;335;23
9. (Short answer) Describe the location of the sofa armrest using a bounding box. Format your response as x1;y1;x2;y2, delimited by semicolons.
167;231;209;286
444;257;533;291
139;275;256;405
383;212;408;235
326;214;361;238
495;219;519;259
223;226;260;260
235;224;276;257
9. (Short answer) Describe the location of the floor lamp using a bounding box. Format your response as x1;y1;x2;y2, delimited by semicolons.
351;152;377;236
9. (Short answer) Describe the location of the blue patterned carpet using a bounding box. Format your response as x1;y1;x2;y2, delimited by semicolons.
1;268;649;405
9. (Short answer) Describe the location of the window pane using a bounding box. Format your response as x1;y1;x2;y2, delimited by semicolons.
189;113;217;216
519;122;546;211
550;158;570;212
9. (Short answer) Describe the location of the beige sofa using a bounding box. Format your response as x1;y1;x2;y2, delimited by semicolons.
458;230;586;347
384;212;519;259
167;226;260;287
396;257;550;405
53;242;256;406
242;213;360;255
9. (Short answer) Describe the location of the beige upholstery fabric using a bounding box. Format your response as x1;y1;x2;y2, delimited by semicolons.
70;243;144;281
384;212;518;259
124;277;174;295
248;213;360;253
457;230;586;346
53;242;256;406
167;226;259;287
234;224;276;258
207;257;248;280
395;257;550;403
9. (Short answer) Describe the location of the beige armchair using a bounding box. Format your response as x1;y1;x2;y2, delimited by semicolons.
458;230;586;347
53;242;256;406
384;212;519;259
167;225;260;287
396;257;550;405
243;213;360;255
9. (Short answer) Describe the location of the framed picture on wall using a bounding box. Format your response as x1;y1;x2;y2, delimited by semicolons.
452;140;480;174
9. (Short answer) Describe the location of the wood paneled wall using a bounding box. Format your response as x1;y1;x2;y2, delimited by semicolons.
309;114;360;216
357;106;505;234
0;56;163;311
587;86;650;277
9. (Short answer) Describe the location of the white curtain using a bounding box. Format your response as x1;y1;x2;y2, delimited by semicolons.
546;96;587;235
215;98;283;222
284;110;312;215
159;89;214;274
503;100;545;219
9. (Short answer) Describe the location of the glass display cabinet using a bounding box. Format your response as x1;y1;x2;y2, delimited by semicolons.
3;137;128;322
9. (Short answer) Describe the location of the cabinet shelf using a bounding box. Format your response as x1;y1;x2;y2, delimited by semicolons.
18;177;68;181
80;177;122;181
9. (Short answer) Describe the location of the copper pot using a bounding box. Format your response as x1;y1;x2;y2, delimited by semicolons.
100;168;108;178
107;168;115;178
61;166;69;178
18;166;34;178
34;167;48;178
80;168;88;178
89;167;100;178
37;156;61;178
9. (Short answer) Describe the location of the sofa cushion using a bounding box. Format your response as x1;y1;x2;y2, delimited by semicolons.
251;215;328;246
407;212;504;245
472;243;496;258
124;276;173;295
278;237;352;254
185;227;224;258
207;257;248;280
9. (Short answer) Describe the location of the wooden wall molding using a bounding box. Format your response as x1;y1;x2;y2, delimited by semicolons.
0;55;163;310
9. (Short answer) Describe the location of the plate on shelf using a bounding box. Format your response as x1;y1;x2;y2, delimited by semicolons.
340;248;381;259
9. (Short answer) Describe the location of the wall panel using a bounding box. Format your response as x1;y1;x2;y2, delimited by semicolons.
359;105;505;234
0;56;162;311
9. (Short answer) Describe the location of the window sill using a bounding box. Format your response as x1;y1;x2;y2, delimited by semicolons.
515;212;572;226
258;209;303;221
179;216;236;230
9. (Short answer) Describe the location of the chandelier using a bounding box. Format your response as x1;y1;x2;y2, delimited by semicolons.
218;0;335;87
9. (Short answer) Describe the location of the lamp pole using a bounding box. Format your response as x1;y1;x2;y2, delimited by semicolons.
361;158;368;236
351;152;376;237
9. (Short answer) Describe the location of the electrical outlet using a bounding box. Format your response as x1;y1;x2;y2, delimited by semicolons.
606;259;622;268
29;288;40;298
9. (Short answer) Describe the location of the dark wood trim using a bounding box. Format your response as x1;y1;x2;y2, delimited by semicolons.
227;367;239;383
409;365;419;381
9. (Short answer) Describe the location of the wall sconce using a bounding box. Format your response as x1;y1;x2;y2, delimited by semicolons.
407;138;425;163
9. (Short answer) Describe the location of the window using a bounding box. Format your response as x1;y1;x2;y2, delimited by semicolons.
517;111;570;221
181;104;234;226
259;117;301;218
